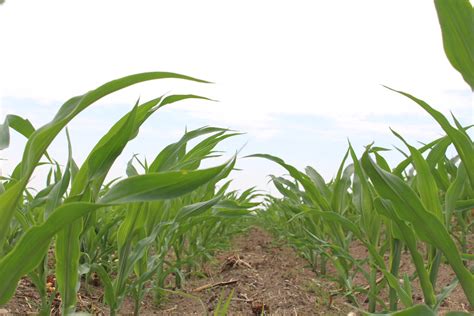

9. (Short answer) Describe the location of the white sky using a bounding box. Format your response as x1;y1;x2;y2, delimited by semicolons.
0;0;472;192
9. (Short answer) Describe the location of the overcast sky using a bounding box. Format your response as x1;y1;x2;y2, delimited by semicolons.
0;1;472;193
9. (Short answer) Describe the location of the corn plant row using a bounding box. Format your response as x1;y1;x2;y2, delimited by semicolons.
255;105;473;313
0;75;257;315
254;1;473;313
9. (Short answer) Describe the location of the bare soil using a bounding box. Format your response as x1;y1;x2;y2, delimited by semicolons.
2;227;471;315
152;227;352;315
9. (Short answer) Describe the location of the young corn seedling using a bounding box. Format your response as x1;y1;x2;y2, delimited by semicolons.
0;72;245;315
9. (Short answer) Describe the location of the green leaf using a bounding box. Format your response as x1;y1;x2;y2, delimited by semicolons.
348;142;379;240
390;129;443;221
445;312;473;316
305;166;331;199
99;157;236;204
52;130;76;313
434;0;474;90
175;195;222;221
445;163;467;226
5;114;36;139
149;126;227;172
90;263;116;309
0;114;36;150
330;150;352;213
176;131;241;170
248;153;330;211
0;118;10;150
126;155;140;177
385;87;474;187
86;102;139;183
364;304;435;316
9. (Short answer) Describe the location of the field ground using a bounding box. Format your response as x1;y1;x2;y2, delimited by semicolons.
2;227;470;315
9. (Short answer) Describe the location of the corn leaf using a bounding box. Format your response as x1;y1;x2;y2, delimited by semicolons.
385;87;474;187
434;0;474;90
149;126;227;172
391;129;443;221
99;157;235;204
361;150;474;306
364;304;435;316
248;154;330;211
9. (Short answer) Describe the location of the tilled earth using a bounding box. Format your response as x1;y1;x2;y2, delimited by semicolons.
2;227;471;315
154;227;351;315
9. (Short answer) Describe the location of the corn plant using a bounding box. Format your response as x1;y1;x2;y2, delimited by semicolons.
0;72;252;315
82;127;257;315
256;104;473;313
254;0;473;313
